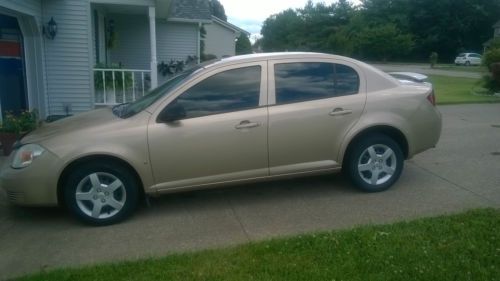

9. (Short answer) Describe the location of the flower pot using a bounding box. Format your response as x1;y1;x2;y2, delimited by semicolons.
0;132;18;156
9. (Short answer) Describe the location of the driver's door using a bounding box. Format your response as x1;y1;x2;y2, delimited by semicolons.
147;62;269;190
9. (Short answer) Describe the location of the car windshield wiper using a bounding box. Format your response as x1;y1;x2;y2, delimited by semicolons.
112;102;130;118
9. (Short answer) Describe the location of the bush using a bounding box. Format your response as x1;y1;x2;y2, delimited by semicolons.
1;110;38;135
491;63;500;92
201;53;218;62
429;52;438;68
483;48;500;70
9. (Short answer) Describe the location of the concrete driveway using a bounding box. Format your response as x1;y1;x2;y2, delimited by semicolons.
1;104;499;280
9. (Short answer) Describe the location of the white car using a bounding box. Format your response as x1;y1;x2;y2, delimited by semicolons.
454;53;482;66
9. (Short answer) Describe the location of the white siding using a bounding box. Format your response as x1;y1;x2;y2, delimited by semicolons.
204;21;237;58
109;15;198;69
156;21;198;62
108;14;150;69
42;0;94;114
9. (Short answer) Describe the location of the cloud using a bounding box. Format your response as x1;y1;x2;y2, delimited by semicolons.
221;0;361;40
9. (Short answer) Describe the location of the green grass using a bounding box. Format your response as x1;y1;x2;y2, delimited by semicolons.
434;64;487;73
16;209;500;281
429;74;500;104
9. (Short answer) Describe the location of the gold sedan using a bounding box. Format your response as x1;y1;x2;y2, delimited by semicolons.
0;53;442;225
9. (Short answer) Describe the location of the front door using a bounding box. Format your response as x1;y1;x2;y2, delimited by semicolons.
0;14;28;120
148;62;269;190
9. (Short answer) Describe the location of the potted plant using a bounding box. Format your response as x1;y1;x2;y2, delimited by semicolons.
0;110;38;156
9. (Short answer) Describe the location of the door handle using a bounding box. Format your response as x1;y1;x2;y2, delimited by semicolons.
329;108;353;116
235;120;260;129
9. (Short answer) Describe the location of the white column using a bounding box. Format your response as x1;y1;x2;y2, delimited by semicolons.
149;6;158;89
197;22;201;64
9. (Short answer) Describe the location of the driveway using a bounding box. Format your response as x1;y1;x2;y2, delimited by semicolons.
372;63;482;79
1;104;499;280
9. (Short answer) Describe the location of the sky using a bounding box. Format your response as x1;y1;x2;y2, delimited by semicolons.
218;0;362;41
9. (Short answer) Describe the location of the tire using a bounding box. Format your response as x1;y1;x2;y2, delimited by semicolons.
465;61;471;66
63;162;139;226
345;134;404;192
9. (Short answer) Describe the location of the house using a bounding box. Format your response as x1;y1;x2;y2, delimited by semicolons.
0;0;211;121
483;20;500;51
204;15;250;59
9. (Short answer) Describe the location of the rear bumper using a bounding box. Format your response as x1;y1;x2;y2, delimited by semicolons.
408;104;442;158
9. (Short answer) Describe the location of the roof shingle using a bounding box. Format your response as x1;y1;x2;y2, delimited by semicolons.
169;0;211;21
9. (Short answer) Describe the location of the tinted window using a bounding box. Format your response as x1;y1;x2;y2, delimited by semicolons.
173;66;261;119
335;64;360;96
275;62;359;104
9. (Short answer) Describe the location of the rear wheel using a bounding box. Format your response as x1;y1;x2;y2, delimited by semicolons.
63;162;139;225
345;134;404;192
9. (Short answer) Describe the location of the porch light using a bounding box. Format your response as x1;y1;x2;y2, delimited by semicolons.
43;17;57;40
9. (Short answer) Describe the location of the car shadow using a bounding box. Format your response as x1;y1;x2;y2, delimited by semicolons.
1;172;357;226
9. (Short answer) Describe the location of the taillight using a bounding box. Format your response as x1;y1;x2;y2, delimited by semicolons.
427;90;436;106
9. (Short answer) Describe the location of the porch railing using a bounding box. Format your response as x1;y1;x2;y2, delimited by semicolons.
93;68;151;105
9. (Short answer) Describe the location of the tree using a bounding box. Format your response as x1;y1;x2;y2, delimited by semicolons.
261;9;304;51
209;0;227;21
356;24;414;61
235;34;252;55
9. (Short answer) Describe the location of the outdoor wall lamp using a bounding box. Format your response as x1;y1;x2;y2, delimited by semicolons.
43;17;57;40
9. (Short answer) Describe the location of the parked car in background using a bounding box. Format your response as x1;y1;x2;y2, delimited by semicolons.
454;53;482;66
0;53;442;225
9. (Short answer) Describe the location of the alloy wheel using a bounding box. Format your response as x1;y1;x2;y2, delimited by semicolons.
357;144;397;186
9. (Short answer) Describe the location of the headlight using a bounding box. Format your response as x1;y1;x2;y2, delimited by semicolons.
11;144;46;169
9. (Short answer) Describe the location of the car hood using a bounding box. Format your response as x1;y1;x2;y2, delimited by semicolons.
22;108;118;144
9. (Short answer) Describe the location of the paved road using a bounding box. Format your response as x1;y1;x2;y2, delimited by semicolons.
1;104;499;280
373;63;482;79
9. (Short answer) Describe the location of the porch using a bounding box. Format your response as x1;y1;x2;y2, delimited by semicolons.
91;1;203;106
91;2;157;105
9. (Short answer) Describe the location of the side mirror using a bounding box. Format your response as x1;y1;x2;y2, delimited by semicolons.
157;102;186;123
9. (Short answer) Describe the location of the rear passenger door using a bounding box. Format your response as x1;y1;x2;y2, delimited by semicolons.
267;59;366;175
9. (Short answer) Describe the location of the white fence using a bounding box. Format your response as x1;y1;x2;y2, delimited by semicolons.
94;68;151;105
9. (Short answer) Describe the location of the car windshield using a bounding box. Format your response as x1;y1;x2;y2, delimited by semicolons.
113;67;202;118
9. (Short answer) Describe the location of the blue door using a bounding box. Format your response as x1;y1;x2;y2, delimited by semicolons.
0;14;28;119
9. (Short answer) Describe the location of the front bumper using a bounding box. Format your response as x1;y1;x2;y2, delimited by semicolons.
0;149;60;206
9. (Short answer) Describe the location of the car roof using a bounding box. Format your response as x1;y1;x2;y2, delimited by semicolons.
203;52;362;69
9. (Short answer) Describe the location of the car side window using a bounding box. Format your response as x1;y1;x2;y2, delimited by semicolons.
172;66;261;119
274;62;359;105
335;64;360;96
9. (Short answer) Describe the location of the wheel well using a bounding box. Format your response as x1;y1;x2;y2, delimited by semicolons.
343;126;409;164
57;155;145;206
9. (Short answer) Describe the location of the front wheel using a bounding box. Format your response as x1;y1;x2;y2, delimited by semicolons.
345;134;404;192
63;162;139;226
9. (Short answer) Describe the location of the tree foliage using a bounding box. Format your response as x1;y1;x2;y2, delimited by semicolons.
236;34;252;55
260;0;500;62
209;0;227;21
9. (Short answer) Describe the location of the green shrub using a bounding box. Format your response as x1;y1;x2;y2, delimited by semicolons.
483;48;500;70
429;52;438;68
201;53;218;62
94;63;133;91
1;110;38;135
490;63;500;92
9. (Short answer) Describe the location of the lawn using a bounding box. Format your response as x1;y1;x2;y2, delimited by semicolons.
434;64;487;74
429;74;500;105
16;209;500;281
